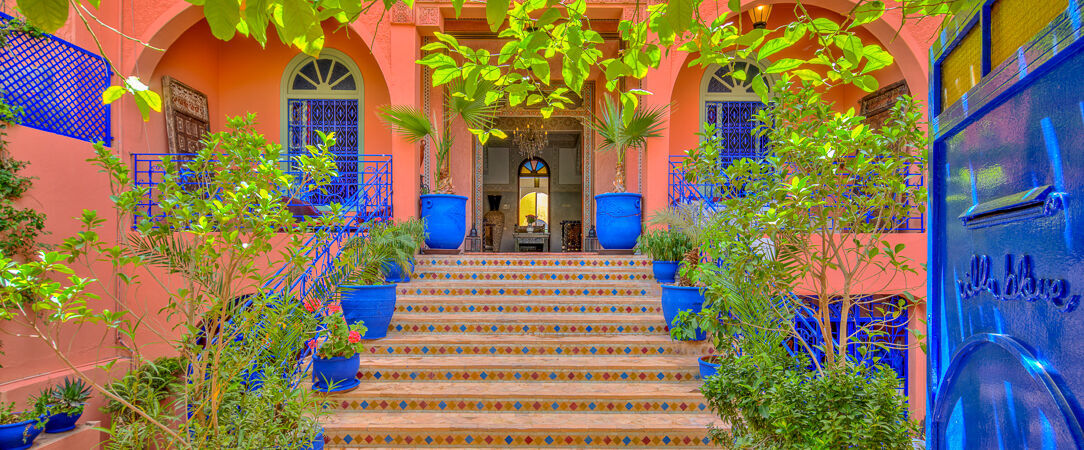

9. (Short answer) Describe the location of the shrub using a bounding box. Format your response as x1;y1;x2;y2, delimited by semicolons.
635;229;692;262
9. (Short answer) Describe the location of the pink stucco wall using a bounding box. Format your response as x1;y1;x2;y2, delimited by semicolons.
0;0;937;425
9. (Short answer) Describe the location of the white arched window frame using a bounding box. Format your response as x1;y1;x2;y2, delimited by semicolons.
280;49;364;206
699;61;771;162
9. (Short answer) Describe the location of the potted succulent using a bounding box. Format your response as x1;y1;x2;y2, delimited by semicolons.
379;218;426;283
42;377;91;433
588;97;668;251
379;82;498;251
310;306;366;393
649;204;708;341
636;229;693;284
0;401;43;450
336;219;423;339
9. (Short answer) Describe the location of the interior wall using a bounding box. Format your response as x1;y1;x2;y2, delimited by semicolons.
482;143;583;252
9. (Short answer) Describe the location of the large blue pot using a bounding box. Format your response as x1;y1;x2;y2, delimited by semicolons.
382;259;414;283
651;261;679;284
661;284;707;341
340;284;397;339
312;354;360;392
594;193;642;250
43;410;81;433
420;194;467;250
0;418;41;450
698;355;720;379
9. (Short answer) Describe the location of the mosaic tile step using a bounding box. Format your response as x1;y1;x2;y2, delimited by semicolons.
415;254;651;269
388;313;667;335
355;356;699;383
395;296;662;315
398;284;658;297
414;270;653;282
363;334;713;357
320;381;709;414
321;412;716;448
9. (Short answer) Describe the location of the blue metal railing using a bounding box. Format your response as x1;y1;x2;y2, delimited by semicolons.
668;155;926;232
0;12;111;144
130;153;393;228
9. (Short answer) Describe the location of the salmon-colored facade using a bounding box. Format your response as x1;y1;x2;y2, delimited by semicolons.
0;0;938;431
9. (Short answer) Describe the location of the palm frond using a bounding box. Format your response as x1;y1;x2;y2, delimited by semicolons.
588;96;669;153
378;105;436;144
447;80;499;130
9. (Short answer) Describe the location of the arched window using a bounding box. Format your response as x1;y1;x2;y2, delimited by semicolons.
700;61;769;162
281;49;363;205
517;158;549;227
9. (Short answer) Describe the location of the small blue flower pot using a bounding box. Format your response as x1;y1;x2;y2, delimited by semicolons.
0;418;42;450
340;284;397;339
594;193;642;250
651;261;679;284
420;194;467;250
382;259;414;283
698;355;720;379
44;410;81;433
661;284;706;341
312;354;360;393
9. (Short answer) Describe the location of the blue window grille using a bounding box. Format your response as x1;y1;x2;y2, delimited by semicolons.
287;99;360;206
788;295;910;394
705;100;768;161
0;12;111;144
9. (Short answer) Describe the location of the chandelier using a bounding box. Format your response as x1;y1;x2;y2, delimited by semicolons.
512;122;549;159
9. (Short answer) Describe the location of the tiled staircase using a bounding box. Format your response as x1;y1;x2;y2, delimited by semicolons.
321;253;717;448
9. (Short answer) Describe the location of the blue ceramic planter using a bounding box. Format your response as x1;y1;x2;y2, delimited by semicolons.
594;193;642;250
651;261;679;284
420;194;467;250
340;284;397;339
698;355;720;379
311;354;360;392
661;284;706;341
0;418;41;450
382;259;414;283
43;410;81;433
312;427;325;450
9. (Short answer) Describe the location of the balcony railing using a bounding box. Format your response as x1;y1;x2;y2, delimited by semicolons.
668;155;925;232
130;153;393;228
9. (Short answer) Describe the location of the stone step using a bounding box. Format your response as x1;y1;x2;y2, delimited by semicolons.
415;271;654;282
321;382;708;414
415;254;650;269
362;334;713;357
397;284;657;297
320;412;716;448
355;356;699;383
395;295;661;315
388;313;667;335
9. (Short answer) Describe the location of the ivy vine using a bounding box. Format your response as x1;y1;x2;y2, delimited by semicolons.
0;16;47;259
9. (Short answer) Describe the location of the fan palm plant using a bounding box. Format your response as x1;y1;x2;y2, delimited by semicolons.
588;97;668;193
378;82;500;194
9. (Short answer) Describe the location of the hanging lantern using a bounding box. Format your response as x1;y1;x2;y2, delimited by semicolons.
749;5;772;29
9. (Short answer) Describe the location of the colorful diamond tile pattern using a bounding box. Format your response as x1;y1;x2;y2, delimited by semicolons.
319;254;716;448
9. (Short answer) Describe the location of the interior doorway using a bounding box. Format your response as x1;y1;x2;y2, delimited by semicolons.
480;124;583;252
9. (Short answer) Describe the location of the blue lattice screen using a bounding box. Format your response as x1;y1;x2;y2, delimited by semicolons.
705;101;767;162
0;12;111;144
287;99;360;205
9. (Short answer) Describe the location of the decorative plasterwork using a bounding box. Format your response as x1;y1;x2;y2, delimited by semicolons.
417;7;441;27
391;2;414;24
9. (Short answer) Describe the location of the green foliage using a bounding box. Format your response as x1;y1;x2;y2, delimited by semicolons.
0;95;47;259
314;309;366;359
587;97;667;193
335;218;426;286
0;13;45;47
701;349;918;449
635;229;691;262
101;357;184;423
0;401;23;425
40;377;93;416
379;82;498;194
647;203;709;288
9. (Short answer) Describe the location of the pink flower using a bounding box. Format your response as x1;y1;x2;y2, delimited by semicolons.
304;298;321;313
348;330;361;343
328;303;341;313
307;339;317;350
